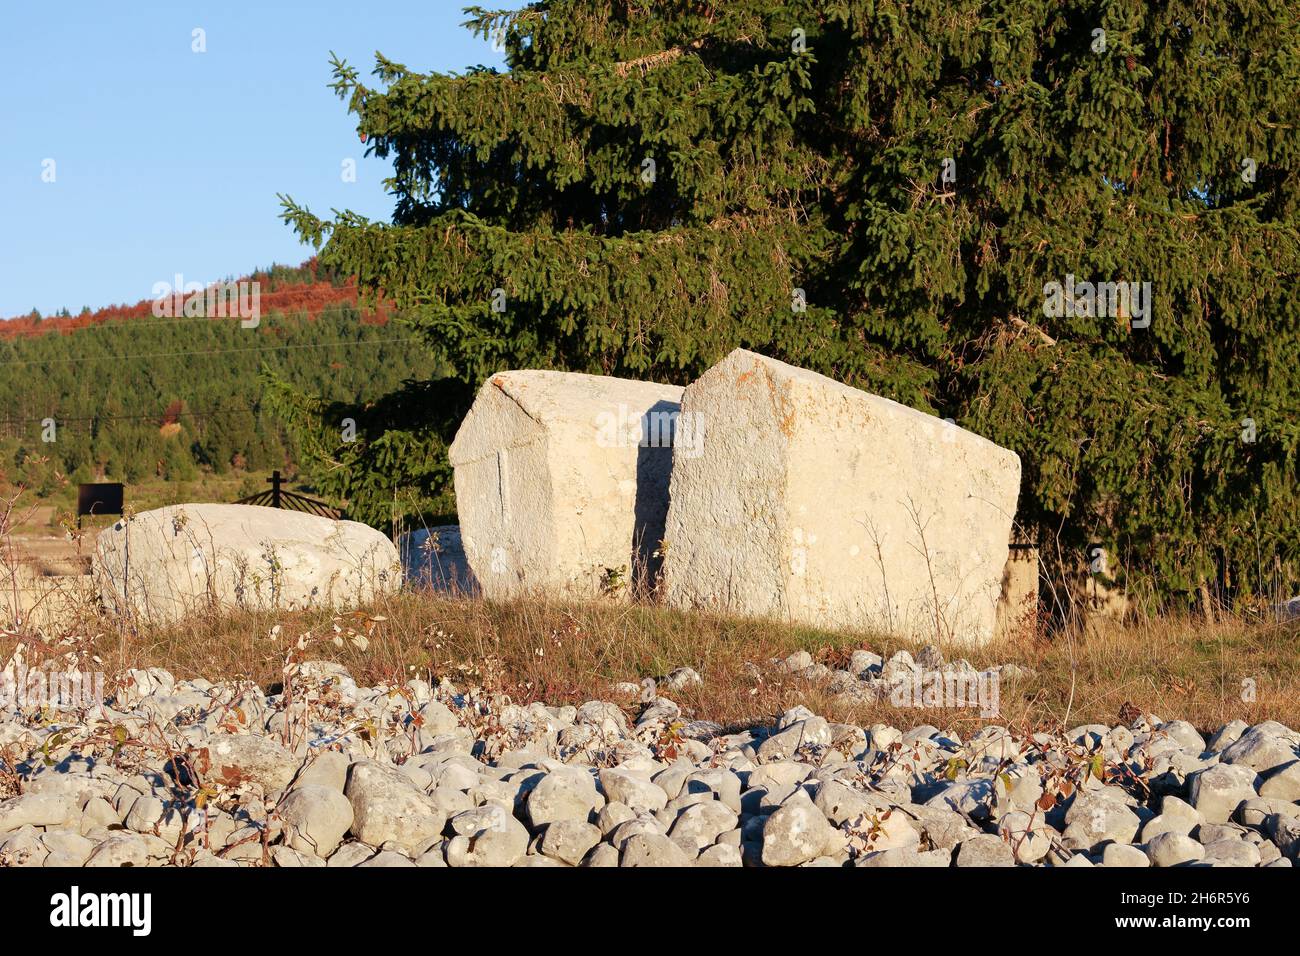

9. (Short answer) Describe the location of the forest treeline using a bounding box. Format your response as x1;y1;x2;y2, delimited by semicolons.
0;261;424;496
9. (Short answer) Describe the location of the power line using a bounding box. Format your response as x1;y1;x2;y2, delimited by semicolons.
0;404;262;427
0;335;425;369
0;308;375;337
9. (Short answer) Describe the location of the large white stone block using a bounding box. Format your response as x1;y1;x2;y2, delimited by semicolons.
448;371;688;600
93;504;400;625
660;350;1020;645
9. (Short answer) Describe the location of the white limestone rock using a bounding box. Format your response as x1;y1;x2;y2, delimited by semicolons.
344;761;447;849
280;785;354;858
660;350;1020;645
449;371;685;599
93;504;399;626
1188;764;1261;824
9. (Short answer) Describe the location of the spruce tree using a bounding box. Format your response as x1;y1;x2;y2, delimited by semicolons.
279;1;1300;610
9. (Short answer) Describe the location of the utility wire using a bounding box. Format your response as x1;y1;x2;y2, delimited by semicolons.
0;335;424;369
0;405;263;426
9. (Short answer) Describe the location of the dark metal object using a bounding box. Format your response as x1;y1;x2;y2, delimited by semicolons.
234;470;339;519
77;482;124;528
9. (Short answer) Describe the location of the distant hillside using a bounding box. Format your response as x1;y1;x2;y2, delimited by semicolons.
0;259;378;337
0;260;426;496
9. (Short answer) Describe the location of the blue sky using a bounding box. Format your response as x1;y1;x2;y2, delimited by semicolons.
0;2;505;317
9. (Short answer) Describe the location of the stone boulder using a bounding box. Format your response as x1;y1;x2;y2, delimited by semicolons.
1188;764;1260;824
280;785;354;858
344;761;447;849
201;733;300;793
398;525;479;594
93;504;399;626
761;792;837;866
449;371;686;599
660;350;1021;645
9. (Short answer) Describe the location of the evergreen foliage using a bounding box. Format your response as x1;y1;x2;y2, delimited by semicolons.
0;293;422;492
280;1;1300;609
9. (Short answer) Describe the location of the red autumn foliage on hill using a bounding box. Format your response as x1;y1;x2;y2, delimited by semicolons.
0;258;390;340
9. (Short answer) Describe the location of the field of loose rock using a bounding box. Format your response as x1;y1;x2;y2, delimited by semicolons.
2;643;1298;868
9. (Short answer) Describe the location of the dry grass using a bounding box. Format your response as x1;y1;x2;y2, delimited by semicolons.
6;588;1297;737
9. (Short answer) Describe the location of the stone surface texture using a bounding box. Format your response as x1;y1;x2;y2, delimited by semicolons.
661;350;1020;645
449;370;683;600
93;504;400;626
